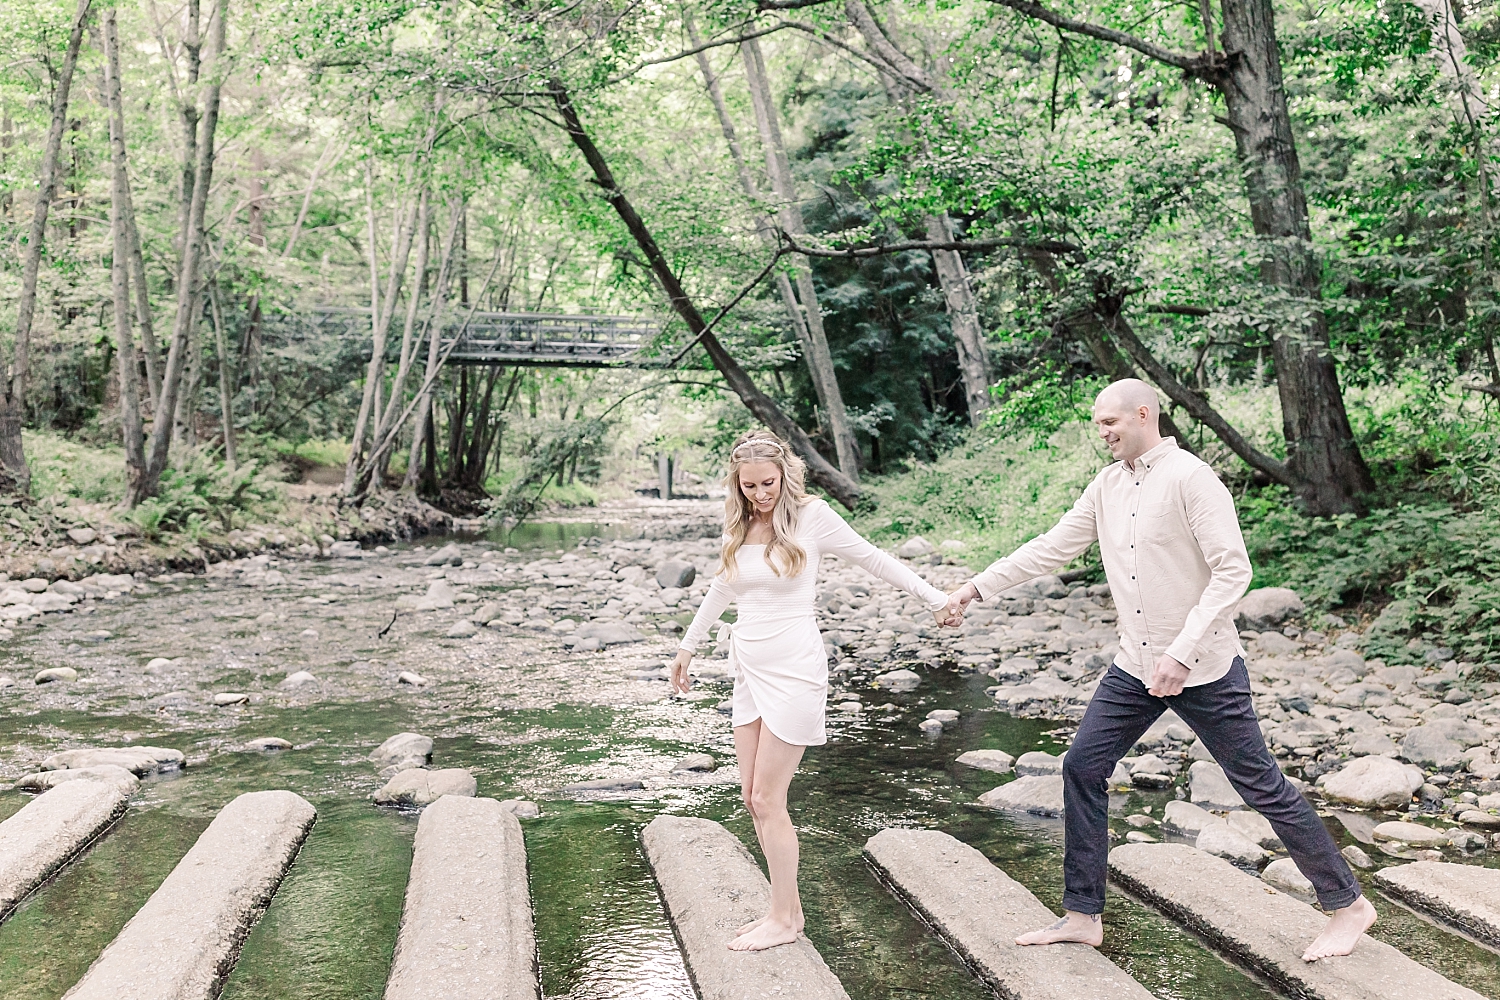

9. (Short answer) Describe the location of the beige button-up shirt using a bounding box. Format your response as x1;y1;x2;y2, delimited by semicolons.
970;438;1251;688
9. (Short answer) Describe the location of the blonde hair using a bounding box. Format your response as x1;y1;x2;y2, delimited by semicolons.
720;430;811;580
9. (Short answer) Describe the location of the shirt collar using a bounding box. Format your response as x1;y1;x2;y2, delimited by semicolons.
1125;437;1178;474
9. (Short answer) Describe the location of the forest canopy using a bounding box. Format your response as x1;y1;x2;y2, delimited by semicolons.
2;0;1499;658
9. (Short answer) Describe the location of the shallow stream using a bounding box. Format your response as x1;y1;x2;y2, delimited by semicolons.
0;524;1495;1000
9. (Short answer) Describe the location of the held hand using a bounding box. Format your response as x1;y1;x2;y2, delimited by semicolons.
936;582;979;628
1147;654;1190;698
670;649;693;694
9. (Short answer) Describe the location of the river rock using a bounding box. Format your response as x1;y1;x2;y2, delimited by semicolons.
242;736;292;751
1350;732;1399;757
469;602;502;625
1197;820;1270;866
919;719;944;734
1234;587;1304;631
279;670;318;689
1372;821;1449;848
34;667;77;684
671;753;715;772
956;750;1014;774
927;709;960;723
1227;809;1282;850
1343;844;1373;869
498;798;540;819
1401;726;1464;767
1320;755;1418;809
373;767;478;808
0;676;13;688
371;732;434;770
408;579;456;612
445;620;479;639
397;671;427;687
66;527;97;545
423;543;463;566
20;577;47;593
1161;800;1216;838
561;777;646;793
1189;761;1245;810
14;765;139;795
144;657;174;672
1014;751;1065;777
569;621;647;646
40;745;184;775
329;540;363;558
897;536;934;558
213;692;249;706
1262;857;1314;895
976;775;1064;817
654;560;696;589
872;669;922;692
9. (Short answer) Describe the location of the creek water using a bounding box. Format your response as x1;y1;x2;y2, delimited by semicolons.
0;526;1496;1000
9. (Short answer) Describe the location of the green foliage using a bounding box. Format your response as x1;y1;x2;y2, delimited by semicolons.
986;363;1107;444
122;455;282;541
490;418;609;524
25;432;127;503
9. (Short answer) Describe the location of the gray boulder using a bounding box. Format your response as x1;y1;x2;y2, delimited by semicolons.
1349;732;1399;757
1227;809;1282;850
41;745;184;775
897;536;935;558
955;750;1014;774
1161;800;1215;839
1262;857;1314;895
567;621;647;646
423;543;463;566
976;775;1064;817
1320;755;1419;809
654;560;697;589
1189;761;1245;810
14;764;139;794
445;620;478;639
1196;820;1270;867
371;733;433;771
329;541;363;559
1014;751;1065;777
34;667;78;684
1401;725;1463;767
373;767;477;808
1235;587;1305;631
873;669;922;693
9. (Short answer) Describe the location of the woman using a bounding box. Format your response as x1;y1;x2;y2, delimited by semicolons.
671;430;959;952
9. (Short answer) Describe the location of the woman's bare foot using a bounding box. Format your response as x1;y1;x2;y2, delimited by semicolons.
728;916;801;952
1302;896;1377;961
736;911;802;937
1015;911;1104;947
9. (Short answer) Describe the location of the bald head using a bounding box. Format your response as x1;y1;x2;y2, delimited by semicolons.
1092;379;1163;464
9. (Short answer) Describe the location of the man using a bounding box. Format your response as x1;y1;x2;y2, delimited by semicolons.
944;379;1375;962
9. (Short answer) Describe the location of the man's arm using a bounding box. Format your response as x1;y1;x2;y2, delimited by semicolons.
1163;466;1253;669
948;483;1100;615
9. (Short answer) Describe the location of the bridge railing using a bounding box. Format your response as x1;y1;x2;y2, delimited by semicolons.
259;307;661;367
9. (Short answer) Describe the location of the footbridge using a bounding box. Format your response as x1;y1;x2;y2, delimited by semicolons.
260;306;660;367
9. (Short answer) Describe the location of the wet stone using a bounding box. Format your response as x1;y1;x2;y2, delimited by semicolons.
1262;858;1314;896
373;767;478;808
242;736;292;752
1372;821;1449;849
397;671;427;687
1014;751;1065;777
41;745;184;776
872;669;922;692
977;775;1064;817
671;753;715;773
498;799;541;819
0;778;131;921
956;750;1014;774
371;732;433;771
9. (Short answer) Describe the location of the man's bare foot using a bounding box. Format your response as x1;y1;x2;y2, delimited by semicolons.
736;912;803;937
728;916;801;952
1302;896;1377;961
1015;911;1104;947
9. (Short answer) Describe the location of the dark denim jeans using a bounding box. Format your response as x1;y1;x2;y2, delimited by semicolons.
1060;658;1359;914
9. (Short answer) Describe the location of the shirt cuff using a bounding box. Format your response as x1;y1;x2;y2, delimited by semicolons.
1164;635;1200;669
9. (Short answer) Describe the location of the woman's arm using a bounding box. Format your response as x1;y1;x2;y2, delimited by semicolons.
671;574;735;694
808;501;949;608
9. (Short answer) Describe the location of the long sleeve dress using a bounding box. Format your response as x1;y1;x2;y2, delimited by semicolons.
679;498;949;746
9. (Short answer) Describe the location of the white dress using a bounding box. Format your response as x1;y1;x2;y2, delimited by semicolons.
679;498;949;746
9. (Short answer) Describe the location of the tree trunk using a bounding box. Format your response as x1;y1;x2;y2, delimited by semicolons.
174;0;203;262
104;7;147;494
403;196;462;492
1217;0;1373;512
208;283;235;468
1054;307;1193;448
845;0;995;424
136;0;225;504
125;197;161;414
741;38;862;480
549;76;861;508
688;18;828;442
924;214;993;423
0;0;92;494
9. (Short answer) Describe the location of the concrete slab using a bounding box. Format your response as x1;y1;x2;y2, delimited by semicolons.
384;796;539;1000
62;789;315;1000
640;815;849;1000
1374;861;1500;950
1109;842;1484;1000
864;828;1154;1000
0;778;130;921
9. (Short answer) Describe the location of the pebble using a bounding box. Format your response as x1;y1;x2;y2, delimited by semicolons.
926;709;960;723
918;718;944;734
279;670;318;689
561;777;645;793
671;753;715;772
1161;800;1215;839
1124;830;1157;843
40;746;184;775
299;628;319;639
144;657;174;672
0;676;13;688
213;692;250;706
34;667;77;684
872;669;922;692
397;671;427;687
242;736;292;751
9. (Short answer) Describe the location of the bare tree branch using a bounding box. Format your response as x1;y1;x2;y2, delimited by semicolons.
1146;303;1213;317
605;23;792;85
782;231;1081;258
978;0;1214;76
